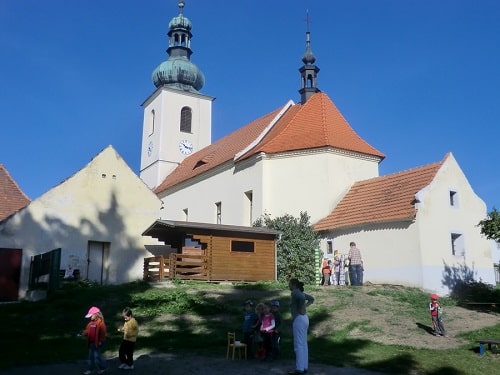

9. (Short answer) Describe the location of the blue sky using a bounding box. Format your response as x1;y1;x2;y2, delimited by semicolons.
1;0;499;213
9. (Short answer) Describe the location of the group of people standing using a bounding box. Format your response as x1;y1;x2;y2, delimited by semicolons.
242;278;315;375
242;299;282;360
321;242;364;286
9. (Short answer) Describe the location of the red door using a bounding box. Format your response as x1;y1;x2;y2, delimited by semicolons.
0;248;22;301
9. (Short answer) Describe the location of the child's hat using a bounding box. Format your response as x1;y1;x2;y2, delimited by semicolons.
271;300;280;307
430;293;439;300
85;306;101;318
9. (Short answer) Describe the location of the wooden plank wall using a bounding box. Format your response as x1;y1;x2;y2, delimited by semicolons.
193;234;275;282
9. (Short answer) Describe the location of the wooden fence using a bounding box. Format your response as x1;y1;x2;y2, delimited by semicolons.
143;253;211;282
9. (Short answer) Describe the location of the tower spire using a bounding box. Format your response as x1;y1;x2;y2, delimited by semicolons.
298;11;320;104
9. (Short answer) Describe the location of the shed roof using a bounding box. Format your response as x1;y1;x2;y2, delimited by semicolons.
143;220;280;243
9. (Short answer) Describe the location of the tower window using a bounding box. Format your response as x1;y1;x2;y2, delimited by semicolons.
180;107;192;133
149;109;155;136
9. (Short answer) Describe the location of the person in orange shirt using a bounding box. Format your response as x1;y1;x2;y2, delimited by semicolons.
82;306;107;375
320;258;331;286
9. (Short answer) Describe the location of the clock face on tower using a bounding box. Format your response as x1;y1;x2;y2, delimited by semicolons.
179;139;193;155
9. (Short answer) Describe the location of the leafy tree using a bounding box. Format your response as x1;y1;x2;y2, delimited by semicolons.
254;211;320;283
477;208;500;242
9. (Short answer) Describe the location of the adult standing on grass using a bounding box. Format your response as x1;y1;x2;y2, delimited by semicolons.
348;241;364;286
288;278;314;375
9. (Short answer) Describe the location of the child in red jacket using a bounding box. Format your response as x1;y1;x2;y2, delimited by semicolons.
83;306;107;374
429;294;446;336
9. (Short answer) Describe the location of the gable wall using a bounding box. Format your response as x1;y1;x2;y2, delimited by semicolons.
321;155;495;294
0;147;163;299
415;155;495;293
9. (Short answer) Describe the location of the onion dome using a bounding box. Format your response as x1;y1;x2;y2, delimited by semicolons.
151;0;204;93
152;57;205;92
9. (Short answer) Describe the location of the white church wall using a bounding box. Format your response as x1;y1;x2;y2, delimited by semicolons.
160;149;380;226
262;150;380;224
160;159;265;225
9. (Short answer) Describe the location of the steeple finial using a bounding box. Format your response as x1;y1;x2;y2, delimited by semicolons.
298;10;320;104
178;1;185;14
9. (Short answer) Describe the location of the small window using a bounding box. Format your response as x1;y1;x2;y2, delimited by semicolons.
245;190;253;226
451;233;464;257
449;191;458;207
180;107;192;133
215;202;222;224
149;109;155;136
326;240;333;255
231;240;255;253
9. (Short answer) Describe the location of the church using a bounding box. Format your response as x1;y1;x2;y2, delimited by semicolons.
138;1;496;294
0;1;495;300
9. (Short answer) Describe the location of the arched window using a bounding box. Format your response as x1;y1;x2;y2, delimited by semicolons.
180;106;192;133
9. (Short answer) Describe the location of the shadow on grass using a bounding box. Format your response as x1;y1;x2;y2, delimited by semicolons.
0;280;492;374
416;322;435;335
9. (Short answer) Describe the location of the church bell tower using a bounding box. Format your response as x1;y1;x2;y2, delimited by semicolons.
140;0;215;190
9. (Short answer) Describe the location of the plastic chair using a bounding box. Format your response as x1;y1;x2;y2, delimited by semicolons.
226;332;247;360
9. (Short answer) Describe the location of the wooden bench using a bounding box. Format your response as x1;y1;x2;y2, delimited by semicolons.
476;338;500;355
59;269;81;281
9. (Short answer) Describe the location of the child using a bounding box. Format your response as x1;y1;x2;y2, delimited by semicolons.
253;302;266;359
83;306;107;375
320;258;331;286
429;293;446;336
270;300;282;359
118;307;139;370
259;302;276;360
242;299;258;359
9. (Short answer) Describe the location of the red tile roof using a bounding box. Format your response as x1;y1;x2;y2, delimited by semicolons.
156;92;384;193
314;155;448;231
239;92;385;159
0;164;30;221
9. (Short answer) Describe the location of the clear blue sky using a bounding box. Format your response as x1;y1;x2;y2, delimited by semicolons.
1;0;499;213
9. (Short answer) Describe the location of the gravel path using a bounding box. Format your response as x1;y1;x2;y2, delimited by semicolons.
1;352;386;375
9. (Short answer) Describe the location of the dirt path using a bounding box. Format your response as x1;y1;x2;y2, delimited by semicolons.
1;352;385;375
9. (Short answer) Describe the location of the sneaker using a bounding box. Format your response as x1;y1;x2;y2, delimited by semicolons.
122;365;134;370
118;364;127;369
83;371;92;375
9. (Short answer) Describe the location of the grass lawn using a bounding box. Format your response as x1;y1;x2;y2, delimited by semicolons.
1;280;499;374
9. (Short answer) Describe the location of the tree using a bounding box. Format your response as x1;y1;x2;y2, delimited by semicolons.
477;208;500;242
254;211;320;283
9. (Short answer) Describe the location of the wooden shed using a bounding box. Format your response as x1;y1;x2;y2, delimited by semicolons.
142;220;279;282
